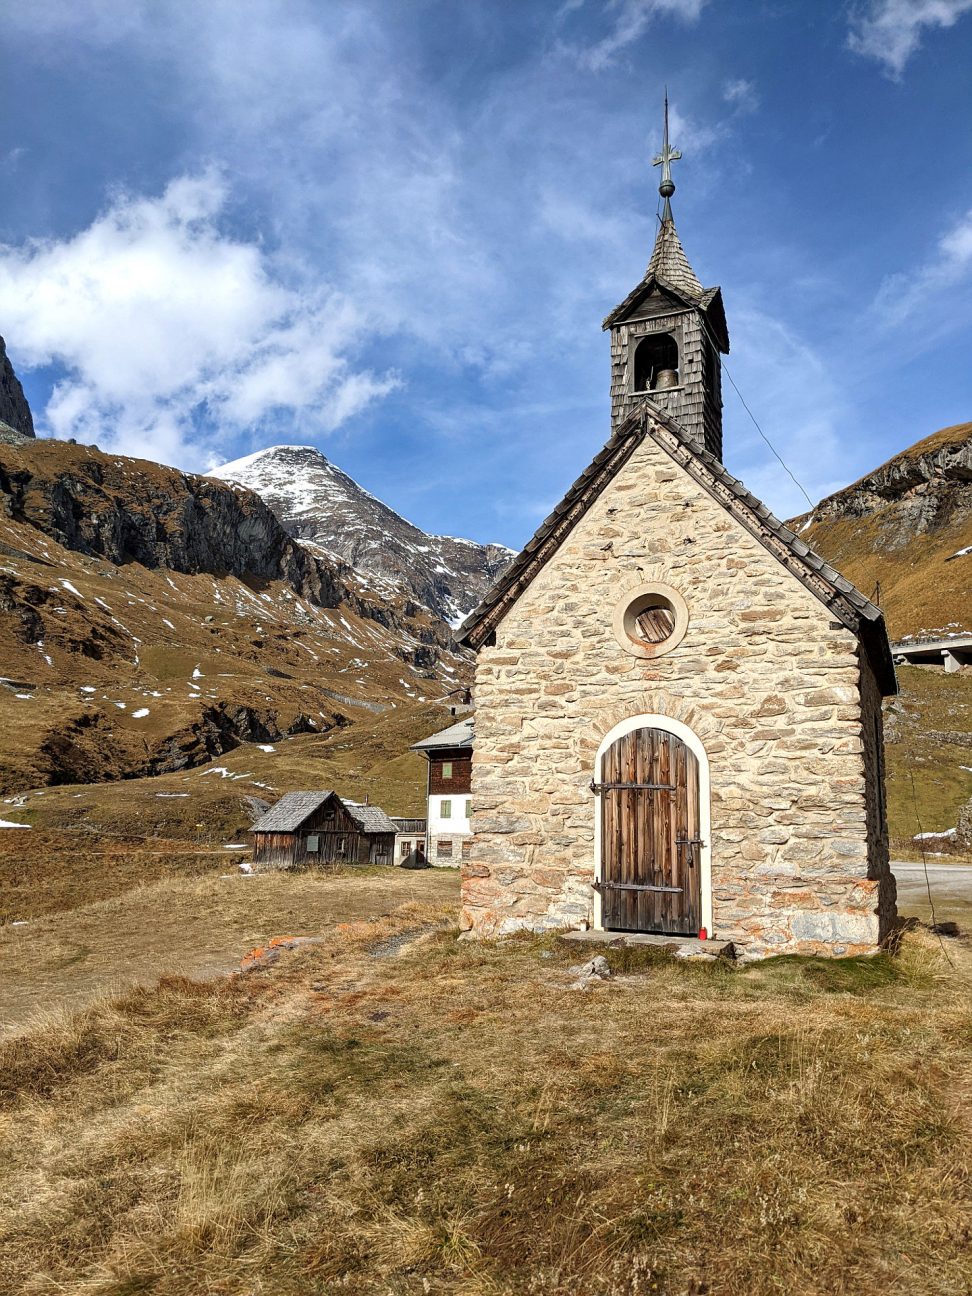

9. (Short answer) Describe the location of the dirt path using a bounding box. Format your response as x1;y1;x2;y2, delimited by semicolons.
891;859;972;925
0;867;460;1038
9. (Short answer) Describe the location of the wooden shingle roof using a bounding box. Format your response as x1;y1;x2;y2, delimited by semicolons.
644;218;703;298
345;804;398;834
601;217;730;353
456;403;897;696
250;791;335;833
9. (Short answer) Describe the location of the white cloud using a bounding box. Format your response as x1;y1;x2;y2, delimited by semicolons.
874;207;972;326
568;0;706;72
722;78;759;113
0;172;397;467
848;0;972;76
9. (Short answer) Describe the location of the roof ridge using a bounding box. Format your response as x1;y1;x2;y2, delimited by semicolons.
456;404;895;694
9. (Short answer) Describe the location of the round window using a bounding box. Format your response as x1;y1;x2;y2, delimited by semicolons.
612;582;688;659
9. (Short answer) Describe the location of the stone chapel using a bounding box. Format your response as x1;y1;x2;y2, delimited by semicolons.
456;105;897;958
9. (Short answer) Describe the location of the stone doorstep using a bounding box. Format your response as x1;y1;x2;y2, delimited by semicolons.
560;929;734;957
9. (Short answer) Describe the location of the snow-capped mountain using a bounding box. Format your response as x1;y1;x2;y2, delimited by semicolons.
208;446;514;626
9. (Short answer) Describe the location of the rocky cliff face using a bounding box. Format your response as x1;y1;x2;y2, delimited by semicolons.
0;439;348;608
799;422;972;537
792;422;972;639
0;436;469;794
0;336;34;440
209;445;513;625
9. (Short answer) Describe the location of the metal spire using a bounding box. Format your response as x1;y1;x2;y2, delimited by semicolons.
652;90;681;223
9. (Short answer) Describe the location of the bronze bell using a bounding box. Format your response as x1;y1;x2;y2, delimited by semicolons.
654;368;679;390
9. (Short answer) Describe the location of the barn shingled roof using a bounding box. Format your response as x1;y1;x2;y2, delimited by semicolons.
345;803;398;834
249;791;335;833
455;401;897;696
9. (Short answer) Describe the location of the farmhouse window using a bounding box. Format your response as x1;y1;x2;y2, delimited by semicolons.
306;834;320;852
438;840;454;859
441;799;452;819
442;761;453;779
400;840;410;856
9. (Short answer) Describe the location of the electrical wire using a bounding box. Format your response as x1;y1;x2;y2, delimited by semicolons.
720;361;817;513
693;310;818;514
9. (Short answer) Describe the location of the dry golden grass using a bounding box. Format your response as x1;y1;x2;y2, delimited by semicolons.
885;666;972;851
0;866;459;1037
1;892;971;1295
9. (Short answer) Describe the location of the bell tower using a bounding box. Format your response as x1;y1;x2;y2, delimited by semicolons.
603;95;729;460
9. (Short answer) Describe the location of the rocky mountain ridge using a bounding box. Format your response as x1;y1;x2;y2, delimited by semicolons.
0;336;34;440
0;435;468;796
791;421;972;640
209;444;513;625
0;438;454;651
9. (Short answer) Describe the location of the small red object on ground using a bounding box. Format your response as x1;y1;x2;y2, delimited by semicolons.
698;927;708;940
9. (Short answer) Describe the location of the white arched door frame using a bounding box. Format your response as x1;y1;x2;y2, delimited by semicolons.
593;714;713;935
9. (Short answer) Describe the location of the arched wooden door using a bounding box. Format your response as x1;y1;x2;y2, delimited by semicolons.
598;726;702;935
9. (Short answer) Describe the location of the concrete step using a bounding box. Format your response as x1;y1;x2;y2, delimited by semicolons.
560;928;734;957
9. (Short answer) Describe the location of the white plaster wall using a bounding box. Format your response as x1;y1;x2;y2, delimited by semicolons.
428;792;471;837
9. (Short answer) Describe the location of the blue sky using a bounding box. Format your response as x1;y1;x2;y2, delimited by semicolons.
1;0;971;548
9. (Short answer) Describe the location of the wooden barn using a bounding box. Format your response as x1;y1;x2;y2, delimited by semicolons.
250;792;397;870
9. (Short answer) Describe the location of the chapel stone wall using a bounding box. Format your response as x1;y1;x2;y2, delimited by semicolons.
464;426;890;957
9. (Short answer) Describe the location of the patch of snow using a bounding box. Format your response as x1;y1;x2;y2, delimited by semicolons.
257;744;276;753
0;819;30;829
156;792;189;798
14;694;32;700
60;579;83;598
914;828;957;840
80;685;96;693
132;707;150;718
162;618;176;630
948;545;972;560
223;843;248;849
192;665;203;679
114;701;127;709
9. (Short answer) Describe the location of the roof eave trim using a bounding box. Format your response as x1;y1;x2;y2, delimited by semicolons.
602;275;716;330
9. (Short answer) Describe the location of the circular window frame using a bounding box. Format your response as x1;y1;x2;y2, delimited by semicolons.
612;582;689;660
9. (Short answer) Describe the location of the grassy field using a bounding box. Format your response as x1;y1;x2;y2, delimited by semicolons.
885;666;972;854
0;880;970;1296
0;864;458;1038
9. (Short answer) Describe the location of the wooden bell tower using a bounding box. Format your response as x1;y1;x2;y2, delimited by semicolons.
603;96;730;461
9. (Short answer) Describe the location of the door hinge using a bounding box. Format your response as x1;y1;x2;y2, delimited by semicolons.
590;780;676;794
599;881;683;894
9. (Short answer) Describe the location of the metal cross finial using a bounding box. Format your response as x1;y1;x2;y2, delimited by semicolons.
652;90;681;221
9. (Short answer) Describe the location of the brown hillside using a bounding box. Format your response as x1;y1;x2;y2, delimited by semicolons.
790;421;972;640
0;439;469;807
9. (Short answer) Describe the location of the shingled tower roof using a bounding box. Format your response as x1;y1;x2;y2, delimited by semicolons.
644;215;704;300
601;95;727;350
